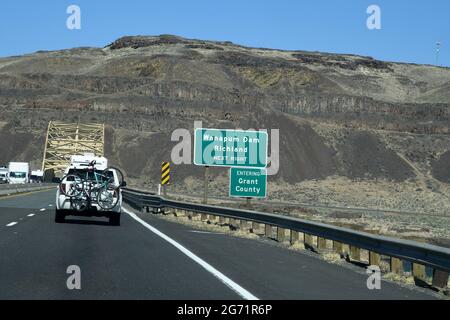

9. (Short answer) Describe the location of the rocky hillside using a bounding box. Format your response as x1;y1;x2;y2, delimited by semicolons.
0;35;449;213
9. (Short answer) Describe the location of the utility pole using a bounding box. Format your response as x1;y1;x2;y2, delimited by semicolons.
436;42;441;66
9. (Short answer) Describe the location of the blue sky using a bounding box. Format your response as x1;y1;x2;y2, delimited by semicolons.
0;0;448;66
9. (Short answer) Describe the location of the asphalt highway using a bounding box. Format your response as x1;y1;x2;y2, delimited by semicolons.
0;189;438;299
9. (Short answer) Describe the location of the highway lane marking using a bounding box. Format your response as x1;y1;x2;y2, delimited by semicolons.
27;214;35;217
123;208;259;300
40;208;46;212
6;222;18;227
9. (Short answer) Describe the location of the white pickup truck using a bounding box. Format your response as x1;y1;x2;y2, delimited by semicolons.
55;154;125;225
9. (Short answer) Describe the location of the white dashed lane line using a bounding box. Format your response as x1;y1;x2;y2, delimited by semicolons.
2;209;43;228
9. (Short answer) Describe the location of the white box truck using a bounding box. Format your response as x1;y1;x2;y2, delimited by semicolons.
8;162;29;184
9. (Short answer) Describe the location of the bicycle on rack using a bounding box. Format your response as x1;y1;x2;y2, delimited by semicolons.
59;160;125;212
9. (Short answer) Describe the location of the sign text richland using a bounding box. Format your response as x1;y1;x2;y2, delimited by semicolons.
194;129;268;168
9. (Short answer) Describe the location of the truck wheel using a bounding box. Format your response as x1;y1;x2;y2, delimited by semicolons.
55;210;65;223
109;213;121;226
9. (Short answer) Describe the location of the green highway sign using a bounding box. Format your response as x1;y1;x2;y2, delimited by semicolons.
194;128;268;168
229;167;267;198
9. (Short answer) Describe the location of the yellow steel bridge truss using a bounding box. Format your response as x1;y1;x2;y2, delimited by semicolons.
42;122;105;176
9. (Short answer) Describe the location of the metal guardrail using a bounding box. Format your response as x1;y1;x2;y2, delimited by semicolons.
168;192;450;218
122;188;450;288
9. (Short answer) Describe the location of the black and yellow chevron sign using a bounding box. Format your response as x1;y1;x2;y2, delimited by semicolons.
161;161;170;185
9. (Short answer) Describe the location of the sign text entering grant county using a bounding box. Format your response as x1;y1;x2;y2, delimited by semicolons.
230;168;267;198
194;128;268;168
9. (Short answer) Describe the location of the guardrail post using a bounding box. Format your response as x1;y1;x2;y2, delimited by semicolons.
432;269;449;289
317;237;327;251
219;216;225;224
201;213;207;221
333;241;343;255
369;251;381;266
251;222;259;233
290;230;299;245
240;219;247;231
350;246;361;261
304;234;313;248
265;225;272;238
390;257;403;274
412;263;426;281
277;227;285;242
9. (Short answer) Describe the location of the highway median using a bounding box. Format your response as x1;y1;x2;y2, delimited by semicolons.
0;183;56;198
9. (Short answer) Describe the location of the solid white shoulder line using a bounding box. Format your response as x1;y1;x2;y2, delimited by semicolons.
123;208;259;300
6;222;18;226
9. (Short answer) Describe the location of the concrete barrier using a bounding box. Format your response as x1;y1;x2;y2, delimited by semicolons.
0;183;56;196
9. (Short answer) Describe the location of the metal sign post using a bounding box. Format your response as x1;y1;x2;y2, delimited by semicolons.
246;197;251;209
203;166;209;204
